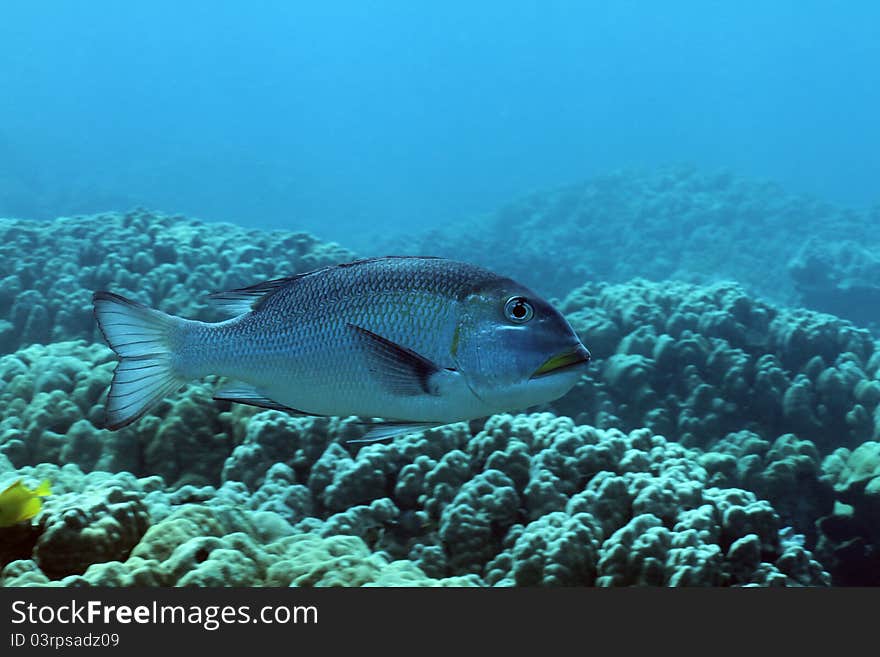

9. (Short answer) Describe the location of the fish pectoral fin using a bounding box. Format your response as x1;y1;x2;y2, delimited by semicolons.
213;382;317;415
14;497;43;523
348;421;447;443
347;323;444;396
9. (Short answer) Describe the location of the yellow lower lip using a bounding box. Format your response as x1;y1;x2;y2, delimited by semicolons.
532;346;590;378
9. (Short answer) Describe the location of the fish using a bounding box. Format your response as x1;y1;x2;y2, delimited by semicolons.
92;256;590;440
0;479;51;527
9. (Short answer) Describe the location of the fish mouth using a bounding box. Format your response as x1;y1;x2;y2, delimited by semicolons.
531;344;591;379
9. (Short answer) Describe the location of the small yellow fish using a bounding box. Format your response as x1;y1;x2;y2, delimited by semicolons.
0;479;51;527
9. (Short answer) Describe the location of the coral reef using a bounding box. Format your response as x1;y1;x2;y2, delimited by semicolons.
816;442;880;585
1;206;877;587
0;413;831;587
788;239;880;330
0;209;354;354
554;279;878;457
0;341;257;487
389;167;880;328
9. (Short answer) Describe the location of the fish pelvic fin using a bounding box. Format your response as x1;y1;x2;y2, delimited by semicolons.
93;291;188;430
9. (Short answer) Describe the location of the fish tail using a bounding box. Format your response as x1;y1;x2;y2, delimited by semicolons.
93;291;188;430
34;480;51;497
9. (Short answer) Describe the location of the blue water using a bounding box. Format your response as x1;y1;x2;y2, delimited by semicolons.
4;2;880;590
1;1;878;247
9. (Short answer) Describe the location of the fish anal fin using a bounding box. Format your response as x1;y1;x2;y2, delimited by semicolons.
348;421;445;443
213;382;316;415
347;323;442;396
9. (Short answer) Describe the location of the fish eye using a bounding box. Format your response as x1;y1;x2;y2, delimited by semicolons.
504;296;534;323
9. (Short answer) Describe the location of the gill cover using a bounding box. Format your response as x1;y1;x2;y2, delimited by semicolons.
452;282;589;411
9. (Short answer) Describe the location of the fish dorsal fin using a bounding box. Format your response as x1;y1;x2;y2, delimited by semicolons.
213;382;317;415
207;276;302;316
208;258;454;317
0;479;24;500
347;323;442;396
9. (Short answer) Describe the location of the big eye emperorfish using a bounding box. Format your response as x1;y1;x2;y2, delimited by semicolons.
92;256;590;441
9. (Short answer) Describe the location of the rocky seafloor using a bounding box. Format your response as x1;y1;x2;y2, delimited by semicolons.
1;202;878;587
